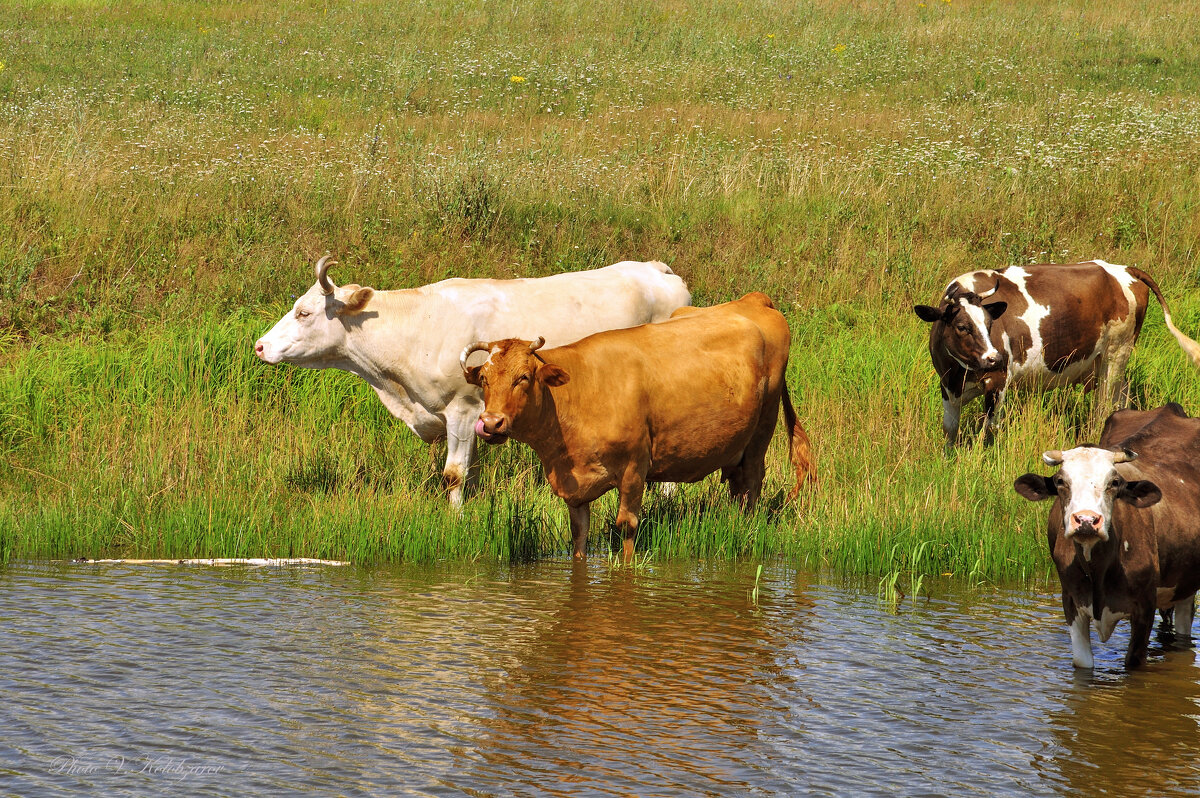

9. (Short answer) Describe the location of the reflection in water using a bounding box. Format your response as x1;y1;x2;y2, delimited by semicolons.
449;563;812;795
1042;645;1200;797
2;561;1200;796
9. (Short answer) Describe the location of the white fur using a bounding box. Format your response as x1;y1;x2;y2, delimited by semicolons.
1053;446;1123;540
256;261;691;507
1070;608;1095;669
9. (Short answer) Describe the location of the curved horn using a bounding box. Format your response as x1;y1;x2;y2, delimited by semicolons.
977;278;1001;300
459;341;492;373
528;336;546;353
1113;448;1139;464
1042;450;1064;467
315;255;337;295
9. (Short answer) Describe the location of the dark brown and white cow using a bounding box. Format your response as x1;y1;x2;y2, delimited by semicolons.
459;292;817;562
914;261;1200;449
1014;403;1200;669
255;256;691;507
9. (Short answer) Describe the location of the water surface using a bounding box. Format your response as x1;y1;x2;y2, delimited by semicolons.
2;560;1198;796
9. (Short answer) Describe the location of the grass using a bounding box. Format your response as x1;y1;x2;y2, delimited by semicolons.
3;0;1200;580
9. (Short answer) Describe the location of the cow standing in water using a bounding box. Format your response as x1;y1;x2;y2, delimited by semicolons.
255;257;691;507
914;260;1200;449
1014;404;1200;669
460;293;817;563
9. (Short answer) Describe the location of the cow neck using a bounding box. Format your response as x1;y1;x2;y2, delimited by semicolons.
337;288;423;384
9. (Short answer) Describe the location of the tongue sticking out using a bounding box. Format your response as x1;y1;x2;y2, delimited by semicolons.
474;419;487;438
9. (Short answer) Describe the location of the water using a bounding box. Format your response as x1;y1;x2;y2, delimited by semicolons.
2;560;1199;797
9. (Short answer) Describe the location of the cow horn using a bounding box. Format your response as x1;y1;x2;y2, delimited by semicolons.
977;278;1001;300
315;255;337;295
459;341;492;373
528;336;546;353
1113;448;1139;464
1042;450;1064;467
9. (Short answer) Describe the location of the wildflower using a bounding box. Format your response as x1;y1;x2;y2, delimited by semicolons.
0;60;5;73
510;75;526;84
917;2;925;6
832;43;847;54
766;34;775;39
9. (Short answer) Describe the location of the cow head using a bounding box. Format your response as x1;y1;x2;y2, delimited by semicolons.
1014;446;1162;547
459;337;569;445
914;280;1008;371
254;256;375;366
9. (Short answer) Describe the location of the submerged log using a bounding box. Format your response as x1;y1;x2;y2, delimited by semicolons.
64;557;350;567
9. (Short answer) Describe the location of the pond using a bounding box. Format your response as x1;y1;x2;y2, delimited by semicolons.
2;560;1198;796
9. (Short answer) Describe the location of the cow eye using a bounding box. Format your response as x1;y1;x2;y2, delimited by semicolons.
296;310;310;319
955;324;969;333
514;374;530;386
1109;478;1122;490
1053;476;1066;490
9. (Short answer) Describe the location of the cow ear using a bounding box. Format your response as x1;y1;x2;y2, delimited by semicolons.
338;286;374;316
984;301;1007;320
1014;473;1056;502
1119;480;1162;508
914;305;944;323
463;365;483;387
536;363;570;387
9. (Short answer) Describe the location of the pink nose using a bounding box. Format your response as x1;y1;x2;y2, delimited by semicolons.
254;341;265;356
1070;511;1103;531
479;412;509;437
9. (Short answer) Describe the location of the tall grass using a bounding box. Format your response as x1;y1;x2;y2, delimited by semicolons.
3;0;1200;579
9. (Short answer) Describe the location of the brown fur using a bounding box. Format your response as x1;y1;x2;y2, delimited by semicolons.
466;293;814;562
1015;403;1200;668
916;261;1195;447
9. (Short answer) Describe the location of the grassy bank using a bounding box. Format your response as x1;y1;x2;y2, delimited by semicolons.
3;0;1200;579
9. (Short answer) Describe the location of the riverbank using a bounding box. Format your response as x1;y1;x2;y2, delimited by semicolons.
3;0;1200;579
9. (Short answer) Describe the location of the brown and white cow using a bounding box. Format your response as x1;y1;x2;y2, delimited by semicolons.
914;261;1200;449
1014;403;1200;669
459;292;817;562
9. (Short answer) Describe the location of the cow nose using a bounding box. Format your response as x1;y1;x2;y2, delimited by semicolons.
254;341;264;355
1071;511;1102;531
480;412;509;436
981;354;999;368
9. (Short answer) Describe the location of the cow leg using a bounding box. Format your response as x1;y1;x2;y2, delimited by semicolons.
616;468;647;564
1174;595;1195;640
941;394;963;453
1125;605;1156;669
980;388;1006;447
568;503;592;560
1068;610;1094;669
1096;345;1134;419
442;406;480;510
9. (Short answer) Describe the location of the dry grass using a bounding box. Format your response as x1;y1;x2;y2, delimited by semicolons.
3;0;1200;577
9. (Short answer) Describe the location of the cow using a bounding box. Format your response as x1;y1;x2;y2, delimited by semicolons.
1013;403;1200;669
914;260;1200;450
459;292;817;563
254;256;691;507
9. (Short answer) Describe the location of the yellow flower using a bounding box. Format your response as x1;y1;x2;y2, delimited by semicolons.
832;43;847;54
766;34;775;39
0;61;5;73
510;75;526;84
917;2;926;6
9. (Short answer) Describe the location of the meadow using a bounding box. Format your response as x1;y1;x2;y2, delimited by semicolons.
2;0;1200;581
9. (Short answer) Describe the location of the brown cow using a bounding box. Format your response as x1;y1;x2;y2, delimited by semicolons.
914;261;1200;450
1014;403;1200;669
459;293;816;562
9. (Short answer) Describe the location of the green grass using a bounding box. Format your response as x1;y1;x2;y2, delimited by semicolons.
3;0;1200;580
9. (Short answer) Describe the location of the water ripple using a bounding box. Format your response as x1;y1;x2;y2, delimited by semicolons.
2;560;1199;796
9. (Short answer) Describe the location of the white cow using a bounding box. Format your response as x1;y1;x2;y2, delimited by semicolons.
255;256;692;507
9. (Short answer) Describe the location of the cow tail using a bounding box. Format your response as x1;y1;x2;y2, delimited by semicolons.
781;383;817;500
1131;267;1200;368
